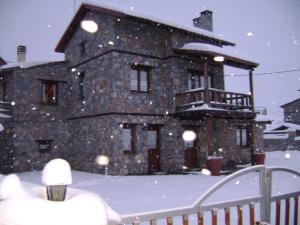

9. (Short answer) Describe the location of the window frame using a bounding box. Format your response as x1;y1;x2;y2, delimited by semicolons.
236;127;249;147
79;71;85;100
80;41;87;56
130;65;151;93
41;80;58;105
121;124;137;153
1;81;6;101
187;70;213;90
36;139;53;153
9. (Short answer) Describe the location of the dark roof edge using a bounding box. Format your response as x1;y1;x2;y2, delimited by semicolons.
55;3;235;53
280;98;300;108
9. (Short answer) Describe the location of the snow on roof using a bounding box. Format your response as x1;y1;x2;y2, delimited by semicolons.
255;114;273;123
266;122;300;132
179;43;258;65
263;133;288;140
0;60;64;71
0;124;3;132
87;1;235;44
56;1;235;52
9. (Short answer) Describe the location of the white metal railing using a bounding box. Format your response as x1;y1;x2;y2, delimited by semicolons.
120;166;300;225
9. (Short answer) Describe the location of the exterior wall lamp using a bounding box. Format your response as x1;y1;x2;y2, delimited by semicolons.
80;20;98;33
213;56;225;62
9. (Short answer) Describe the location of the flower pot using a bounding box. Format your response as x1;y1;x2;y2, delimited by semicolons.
254;153;265;165
207;157;223;176
46;185;67;201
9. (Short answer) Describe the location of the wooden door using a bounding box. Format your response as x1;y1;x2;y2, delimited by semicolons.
184;131;198;169
147;126;160;173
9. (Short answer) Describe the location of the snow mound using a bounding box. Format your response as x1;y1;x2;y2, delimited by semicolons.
0;190;121;225
0;171;121;225
0;174;25;200
42;159;72;186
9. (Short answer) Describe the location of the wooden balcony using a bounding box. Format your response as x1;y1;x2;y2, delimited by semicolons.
176;88;252;112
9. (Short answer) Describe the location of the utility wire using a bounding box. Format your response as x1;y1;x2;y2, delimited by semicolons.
225;68;300;77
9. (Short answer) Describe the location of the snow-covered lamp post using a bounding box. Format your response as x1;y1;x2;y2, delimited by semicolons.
42;158;72;201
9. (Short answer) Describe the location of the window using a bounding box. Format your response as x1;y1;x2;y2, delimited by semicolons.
122;124;136;153
187;72;213;90
80;41;86;56
79;71;85;99
42;80;58;104
1;81;6;101
130;66;151;92
236;128;249;147
36;140;52;153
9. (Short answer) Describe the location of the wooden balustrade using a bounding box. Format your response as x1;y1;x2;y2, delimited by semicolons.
175;88;252;111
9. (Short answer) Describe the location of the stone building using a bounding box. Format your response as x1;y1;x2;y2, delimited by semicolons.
281;97;300;124
0;2;261;175
263;96;300;151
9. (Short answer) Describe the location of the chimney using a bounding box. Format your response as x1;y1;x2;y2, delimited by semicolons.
193;10;213;32
17;45;26;62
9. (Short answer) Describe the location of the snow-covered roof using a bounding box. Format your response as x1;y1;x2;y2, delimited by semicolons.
176;43;258;69
0;60;64;72
255;114;273;123
55;2;235;52
280;98;300;108
265;122;300;132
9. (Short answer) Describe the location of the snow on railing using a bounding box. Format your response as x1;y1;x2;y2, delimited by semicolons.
120;166;300;225
175;88;251;111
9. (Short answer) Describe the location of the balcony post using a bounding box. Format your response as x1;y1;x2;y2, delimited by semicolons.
249;69;256;165
249;69;255;112
204;58;209;104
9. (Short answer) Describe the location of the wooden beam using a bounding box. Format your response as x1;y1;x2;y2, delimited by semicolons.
204;58;209;104
249;69;256;165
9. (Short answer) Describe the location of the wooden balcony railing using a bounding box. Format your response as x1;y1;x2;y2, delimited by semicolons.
175;88;252;111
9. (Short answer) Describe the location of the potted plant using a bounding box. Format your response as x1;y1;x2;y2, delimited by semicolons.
253;149;265;165
207;148;224;176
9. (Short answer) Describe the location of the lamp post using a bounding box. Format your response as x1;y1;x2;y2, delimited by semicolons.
41;159;72;201
96;155;110;175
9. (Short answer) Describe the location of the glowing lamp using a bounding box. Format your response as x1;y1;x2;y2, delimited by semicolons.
80;20;98;33
182;130;196;142
213;56;224;62
96;155;109;166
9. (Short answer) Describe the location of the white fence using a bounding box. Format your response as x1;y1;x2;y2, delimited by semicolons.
121;165;300;225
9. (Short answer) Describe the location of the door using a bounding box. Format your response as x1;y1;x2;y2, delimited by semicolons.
184;130;198;169
147;126;160;173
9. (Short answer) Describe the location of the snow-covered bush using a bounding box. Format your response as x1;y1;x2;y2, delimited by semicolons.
42;158;72;186
0;174;24;200
0;172;121;225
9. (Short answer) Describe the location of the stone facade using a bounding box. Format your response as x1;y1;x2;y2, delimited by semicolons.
0;4;261;175
264;131;300;152
281;98;300;124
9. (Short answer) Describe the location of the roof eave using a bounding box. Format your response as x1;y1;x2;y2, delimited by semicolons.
174;48;259;70
55;3;235;53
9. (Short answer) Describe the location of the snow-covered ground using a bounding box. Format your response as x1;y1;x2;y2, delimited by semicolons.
1;150;299;216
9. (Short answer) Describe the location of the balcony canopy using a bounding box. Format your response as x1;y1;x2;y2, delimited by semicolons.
174;43;259;70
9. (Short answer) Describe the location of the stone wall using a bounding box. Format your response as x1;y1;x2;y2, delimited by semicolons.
0;7;259;175
264;131;300;152
282;99;300;124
